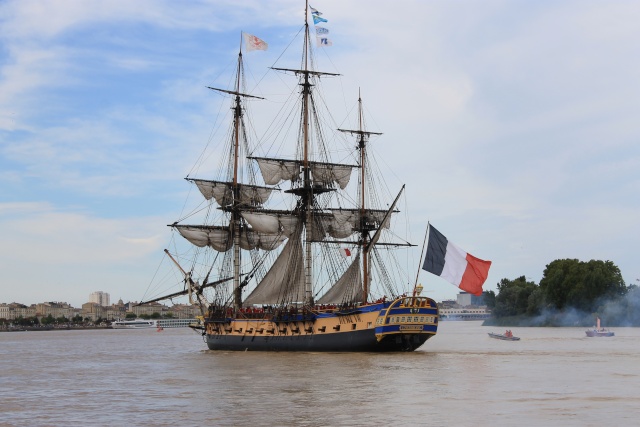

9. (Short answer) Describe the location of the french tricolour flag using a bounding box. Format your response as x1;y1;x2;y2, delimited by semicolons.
422;224;492;296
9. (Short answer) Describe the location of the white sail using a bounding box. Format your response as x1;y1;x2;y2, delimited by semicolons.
254;158;301;185
317;253;363;304
240;230;287;251
331;209;393;231
241;212;280;234
241;211;300;237
175;225;285;252
243;227;305;305
191;179;274;207
310;216;354;240
278;215;301;236
325;218;354;238
310;163;353;190
175;225;231;252
253;157;355;189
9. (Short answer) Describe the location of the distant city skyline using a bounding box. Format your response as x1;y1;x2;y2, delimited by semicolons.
1;293;128;308
2;290;475;308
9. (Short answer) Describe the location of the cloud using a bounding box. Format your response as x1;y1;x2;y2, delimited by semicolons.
0;202;163;263
0;201;168;305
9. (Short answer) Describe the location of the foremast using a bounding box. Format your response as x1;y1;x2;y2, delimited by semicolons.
210;38;266;310
231;42;245;310
173;35;267;311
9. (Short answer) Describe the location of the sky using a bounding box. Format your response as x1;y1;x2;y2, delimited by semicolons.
1;0;639;308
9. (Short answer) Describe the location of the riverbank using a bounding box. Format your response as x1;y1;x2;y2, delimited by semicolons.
1;325;112;332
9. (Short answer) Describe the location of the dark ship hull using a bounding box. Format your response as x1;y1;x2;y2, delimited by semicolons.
203;297;438;352
206;329;432;352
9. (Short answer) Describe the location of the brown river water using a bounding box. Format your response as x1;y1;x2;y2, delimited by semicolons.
1;321;638;426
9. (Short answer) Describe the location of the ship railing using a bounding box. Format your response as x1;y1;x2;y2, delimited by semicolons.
271;307;317;323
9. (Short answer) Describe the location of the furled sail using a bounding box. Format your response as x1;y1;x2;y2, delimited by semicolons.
241;211;300;237
240;230;287;251
331;209;394;231
317;253;363;304
243;227;305;305
175;225;231;252
173;224;286;252
310;215;354;240
189;179;274;207
310;163;353;190
251;157;356;189
253;158;301;185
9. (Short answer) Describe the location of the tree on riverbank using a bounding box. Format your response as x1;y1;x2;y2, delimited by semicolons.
491;276;539;318
540;259;627;312
485;259;638;326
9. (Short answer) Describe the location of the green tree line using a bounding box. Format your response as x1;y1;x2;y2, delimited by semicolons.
483;259;639;327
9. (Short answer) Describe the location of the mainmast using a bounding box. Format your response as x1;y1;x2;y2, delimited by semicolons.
303;0;313;305
270;1;339;305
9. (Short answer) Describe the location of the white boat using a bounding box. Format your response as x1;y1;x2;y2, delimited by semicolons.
111;319;157;329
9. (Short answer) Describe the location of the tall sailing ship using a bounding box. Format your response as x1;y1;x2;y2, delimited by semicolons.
140;2;438;351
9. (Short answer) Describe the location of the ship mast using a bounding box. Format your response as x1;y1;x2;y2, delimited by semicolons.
339;92;383;303
303;0;313;305
205;36;264;310
358;93;370;303
232;41;243;310
245;2;340;307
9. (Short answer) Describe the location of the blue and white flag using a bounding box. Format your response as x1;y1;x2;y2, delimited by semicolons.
310;6;322;16
317;37;332;47
313;15;328;25
315;27;329;35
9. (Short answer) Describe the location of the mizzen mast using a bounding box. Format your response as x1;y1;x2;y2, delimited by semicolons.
338;92;383;303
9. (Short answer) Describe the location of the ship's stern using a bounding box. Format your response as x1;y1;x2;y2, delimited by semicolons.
374;296;438;350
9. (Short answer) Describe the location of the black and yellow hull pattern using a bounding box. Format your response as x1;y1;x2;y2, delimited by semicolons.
204;296;438;352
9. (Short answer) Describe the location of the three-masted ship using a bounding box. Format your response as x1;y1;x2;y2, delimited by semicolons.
140;2;438;351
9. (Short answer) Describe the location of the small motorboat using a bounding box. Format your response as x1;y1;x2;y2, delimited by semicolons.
585;317;614;337
585;329;614;337
488;331;520;341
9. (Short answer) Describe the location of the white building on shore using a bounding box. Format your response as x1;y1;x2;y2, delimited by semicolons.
89;291;110;307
